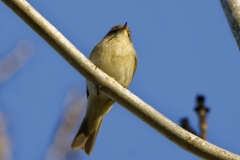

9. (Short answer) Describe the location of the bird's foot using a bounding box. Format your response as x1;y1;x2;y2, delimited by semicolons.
95;64;98;70
95;83;102;95
121;84;127;88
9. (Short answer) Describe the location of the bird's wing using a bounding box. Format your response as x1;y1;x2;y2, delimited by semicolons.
134;53;138;74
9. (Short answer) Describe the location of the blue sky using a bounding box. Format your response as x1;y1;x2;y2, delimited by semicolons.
0;1;240;160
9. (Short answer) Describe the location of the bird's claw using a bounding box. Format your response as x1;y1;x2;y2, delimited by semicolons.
95;83;102;95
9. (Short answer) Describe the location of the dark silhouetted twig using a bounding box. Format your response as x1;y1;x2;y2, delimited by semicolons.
180;117;197;136
194;95;210;140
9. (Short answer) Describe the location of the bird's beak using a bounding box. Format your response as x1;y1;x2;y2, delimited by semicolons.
122;22;127;29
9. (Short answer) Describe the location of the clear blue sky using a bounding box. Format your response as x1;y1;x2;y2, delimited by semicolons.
0;1;240;160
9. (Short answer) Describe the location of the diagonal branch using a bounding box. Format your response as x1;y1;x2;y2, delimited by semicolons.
2;0;240;159
220;0;240;50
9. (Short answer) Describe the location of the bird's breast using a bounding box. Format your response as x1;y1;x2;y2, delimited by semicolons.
89;40;136;88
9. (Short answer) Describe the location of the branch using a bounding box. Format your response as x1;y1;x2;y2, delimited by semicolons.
2;0;239;159
0;112;12;160
195;95;210;141
180;117;197;136
220;0;240;50
45;88;85;160
0;40;35;84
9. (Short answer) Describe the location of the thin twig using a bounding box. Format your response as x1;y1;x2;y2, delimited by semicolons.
180;117;197;136
1;0;240;159
195;95;209;140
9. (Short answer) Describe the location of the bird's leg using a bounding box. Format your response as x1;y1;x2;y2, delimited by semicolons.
93;64;102;95
120;83;127;88
95;83;102;95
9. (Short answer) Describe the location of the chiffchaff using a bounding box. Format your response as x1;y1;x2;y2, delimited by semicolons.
71;22;137;155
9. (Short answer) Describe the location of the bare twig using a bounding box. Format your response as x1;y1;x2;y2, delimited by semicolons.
220;0;240;50
1;0;240;159
180;117;197;136
195;95;209;141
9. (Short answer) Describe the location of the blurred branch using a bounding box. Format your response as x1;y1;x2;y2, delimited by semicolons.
0;112;12;160
0;40;35;84
45;86;85;160
0;39;34;160
195;95;209;141
220;0;240;50
2;0;240;159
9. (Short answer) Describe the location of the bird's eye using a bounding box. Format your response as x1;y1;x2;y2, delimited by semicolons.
112;30;117;33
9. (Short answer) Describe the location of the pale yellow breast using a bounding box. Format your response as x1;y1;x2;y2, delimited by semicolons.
89;36;136;88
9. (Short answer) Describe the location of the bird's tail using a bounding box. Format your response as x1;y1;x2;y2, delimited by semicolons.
71;117;103;155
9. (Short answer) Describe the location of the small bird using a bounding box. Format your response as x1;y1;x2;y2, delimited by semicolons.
71;22;137;155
